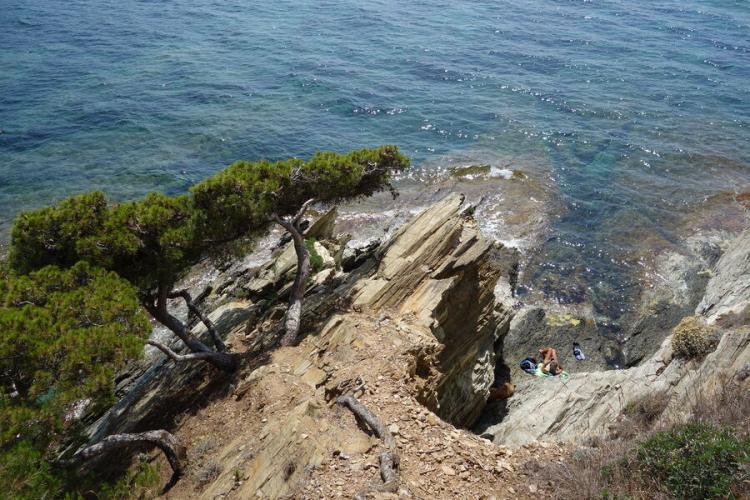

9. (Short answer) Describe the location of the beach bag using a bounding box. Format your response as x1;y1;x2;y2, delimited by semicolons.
519;357;537;374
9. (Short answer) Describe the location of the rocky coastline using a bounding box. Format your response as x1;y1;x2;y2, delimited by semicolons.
73;181;750;498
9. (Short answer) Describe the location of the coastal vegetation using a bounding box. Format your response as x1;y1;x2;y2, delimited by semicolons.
9;145;408;368
671;316;716;360
0;262;180;497
633;422;748;499
191;145;409;344
0;145;408;496
549;382;750;499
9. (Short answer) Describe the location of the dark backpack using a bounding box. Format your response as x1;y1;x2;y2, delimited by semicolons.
520;357;537;373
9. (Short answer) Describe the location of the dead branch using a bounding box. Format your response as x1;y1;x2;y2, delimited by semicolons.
326;376;366;402
336;395;399;498
292;198;317;225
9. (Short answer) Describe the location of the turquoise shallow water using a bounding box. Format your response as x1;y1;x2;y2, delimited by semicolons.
2;0;750;317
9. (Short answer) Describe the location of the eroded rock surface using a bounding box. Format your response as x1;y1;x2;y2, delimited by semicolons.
352;193;511;425
697;228;750;322
84;193;519;497
163;194;519;498
620;233;722;367
477;228;750;446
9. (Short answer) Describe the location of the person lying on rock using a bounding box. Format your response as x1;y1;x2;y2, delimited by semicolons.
539;347;564;376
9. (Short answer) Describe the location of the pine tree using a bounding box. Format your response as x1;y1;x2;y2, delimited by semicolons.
9;146;409;361
192;145;409;344
0;262;184;498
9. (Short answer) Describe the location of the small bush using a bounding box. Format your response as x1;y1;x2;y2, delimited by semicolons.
635;422;749;499
95;460;161;500
671;316;715;359
193;438;215;459
305;239;324;273
544;383;750;500
0;443;62;500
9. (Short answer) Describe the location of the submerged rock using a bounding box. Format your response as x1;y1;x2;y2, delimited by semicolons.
450;164;492;178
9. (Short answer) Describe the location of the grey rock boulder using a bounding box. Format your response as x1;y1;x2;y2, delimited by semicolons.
697;228;750;323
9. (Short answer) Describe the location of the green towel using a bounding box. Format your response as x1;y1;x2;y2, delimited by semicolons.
534;365;569;378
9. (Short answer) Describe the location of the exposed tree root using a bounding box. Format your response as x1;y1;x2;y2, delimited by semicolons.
336;394;400;499
64;430;186;491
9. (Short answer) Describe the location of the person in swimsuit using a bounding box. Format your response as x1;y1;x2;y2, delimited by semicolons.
539;347;563;376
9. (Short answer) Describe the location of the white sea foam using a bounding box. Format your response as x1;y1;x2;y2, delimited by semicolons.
490;167;514;179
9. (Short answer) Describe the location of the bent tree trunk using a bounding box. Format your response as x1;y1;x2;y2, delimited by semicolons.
64;430;186;488
168;289;226;352
272;198;315;346
143;283;237;372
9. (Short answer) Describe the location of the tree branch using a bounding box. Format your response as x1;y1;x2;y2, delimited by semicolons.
147;340;237;372
292;198;316;226
167;289;225;352
141;285;214;355
337;395;399;498
271;212;293;232
147;341;223;363
62;430;186;491
271;211;311;346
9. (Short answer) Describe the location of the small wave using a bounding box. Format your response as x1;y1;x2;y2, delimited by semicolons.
490;167;513;179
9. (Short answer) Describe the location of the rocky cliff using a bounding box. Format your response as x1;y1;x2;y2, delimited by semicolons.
84;193;528;498
83;193;750;499
349;193;512;425
476;228;750;446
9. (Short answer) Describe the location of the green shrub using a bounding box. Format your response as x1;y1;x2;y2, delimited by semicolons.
671;316;715;359
190;145;410;242
0;442;63;500
635;422;749;499
305;238;324;273
91;460;161;500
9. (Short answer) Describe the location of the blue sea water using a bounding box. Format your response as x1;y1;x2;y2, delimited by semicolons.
1;0;750;318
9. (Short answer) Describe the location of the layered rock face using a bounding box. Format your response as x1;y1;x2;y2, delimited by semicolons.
173;191;517;497
477;228;750;446
186;311;540;499
83;193;515;495
352;193;510;425
620;233;725;367
478;327;749;446
84;301;255;444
